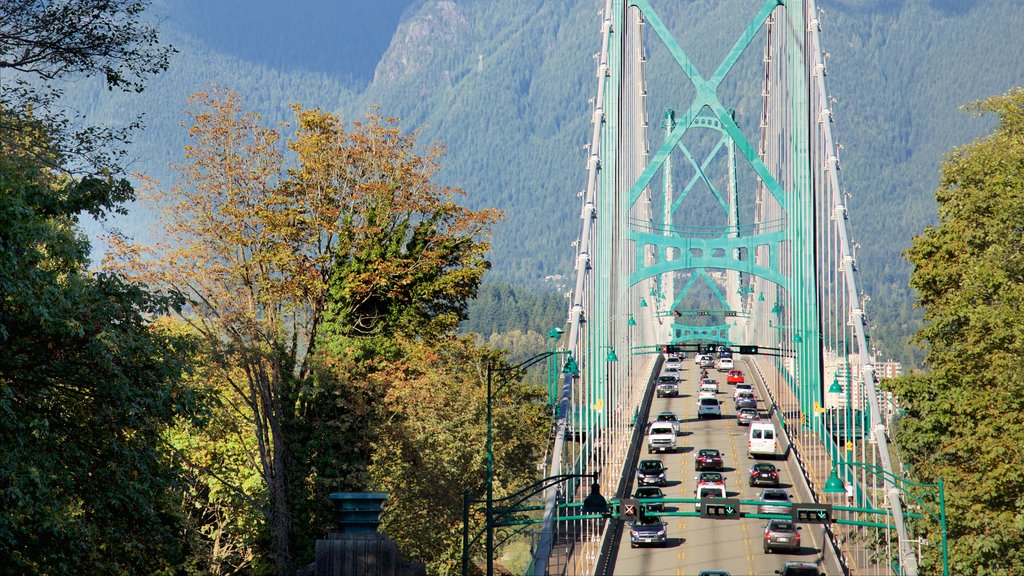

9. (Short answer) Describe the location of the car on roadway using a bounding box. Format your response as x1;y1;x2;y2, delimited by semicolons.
694;353;711;366
733;381;754;399
656;375;680;398
715;357;735;372
700;380;719;395
695;471;726;486
697;572;731;576
699;355;716;369
694;481;727;510
727;369;745;384
653;411;682;435
664;356;684;371
629;515;668;548
637;459;668;486
775;562;825;576
757;488;792;514
697;395;722;419
634;486;665;512
661;365;683;381
735;390;757;410
763;519;801;553
694;448;724;471
749;462;781;487
737;407;760;426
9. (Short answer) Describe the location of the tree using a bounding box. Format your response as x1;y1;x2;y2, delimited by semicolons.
107;87;502;573
885;87;1024;574
0;2;202;572
0;141;203;573
364;337;548;575
0;0;173;178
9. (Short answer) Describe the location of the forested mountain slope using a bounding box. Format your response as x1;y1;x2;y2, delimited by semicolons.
71;0;1024;363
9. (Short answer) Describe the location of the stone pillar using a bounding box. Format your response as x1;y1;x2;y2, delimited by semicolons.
296;493;425;576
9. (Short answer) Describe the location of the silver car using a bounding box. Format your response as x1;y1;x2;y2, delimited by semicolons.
757;488;792;515
763;518;801;553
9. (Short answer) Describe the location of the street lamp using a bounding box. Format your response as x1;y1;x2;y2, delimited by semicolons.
470;351;580;576
462;471;607;576
824;462;949;576
546;328;565;406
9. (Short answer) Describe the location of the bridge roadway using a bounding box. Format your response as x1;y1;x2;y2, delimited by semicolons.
610;356;841;576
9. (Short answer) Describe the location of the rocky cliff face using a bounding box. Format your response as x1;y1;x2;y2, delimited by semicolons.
373;1;472;92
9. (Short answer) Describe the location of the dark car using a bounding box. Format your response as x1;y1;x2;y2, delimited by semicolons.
694;448;724;471
637;459;668;486
629;515;668;548
749;463;780;487
656;375;680;398
775;562;824;576
697;572;731;576
735;391;758;410
763;519;801;553
634;486;665;512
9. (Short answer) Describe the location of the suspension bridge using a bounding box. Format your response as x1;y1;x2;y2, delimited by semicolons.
500;1;944;575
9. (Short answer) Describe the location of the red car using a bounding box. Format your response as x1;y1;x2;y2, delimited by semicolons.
727;369;745;384
694;448;724;471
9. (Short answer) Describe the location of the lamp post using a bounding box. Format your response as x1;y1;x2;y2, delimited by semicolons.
462;471;606;576
824;462;948;576
472;351;580;576
546;328;565;407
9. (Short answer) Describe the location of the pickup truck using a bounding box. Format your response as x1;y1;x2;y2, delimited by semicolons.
647;422;677;454
656;375;679;398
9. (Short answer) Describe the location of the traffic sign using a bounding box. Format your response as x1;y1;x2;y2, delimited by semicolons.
792;503;833;524
738;345;759;354
619;498;639;522
700;498;742;519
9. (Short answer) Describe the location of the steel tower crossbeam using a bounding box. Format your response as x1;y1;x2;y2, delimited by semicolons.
530;1;916;575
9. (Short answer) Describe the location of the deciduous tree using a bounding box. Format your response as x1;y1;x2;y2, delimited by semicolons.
108;87;502;572
886;87;1024;574
0;141;202;573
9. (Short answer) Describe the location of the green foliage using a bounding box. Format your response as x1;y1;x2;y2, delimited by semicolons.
461;281;567;340
0;139;202;574
884;88;1024;574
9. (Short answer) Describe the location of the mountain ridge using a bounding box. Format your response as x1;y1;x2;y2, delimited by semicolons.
72;0;1024;364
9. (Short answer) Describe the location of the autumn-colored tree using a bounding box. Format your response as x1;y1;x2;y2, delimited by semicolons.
885;88;1024;574
362;337;548;575
108;87;503;573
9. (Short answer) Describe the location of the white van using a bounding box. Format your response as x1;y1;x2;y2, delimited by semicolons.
747;422;778;458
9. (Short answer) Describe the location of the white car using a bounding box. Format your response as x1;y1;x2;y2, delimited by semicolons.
715;357;735;372
734;382;754;400
661;365;682;379
699;381;719;395
697;396;721;419
652;411;682;435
